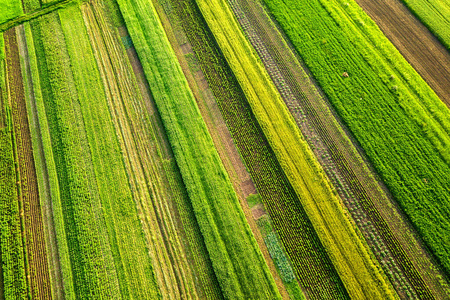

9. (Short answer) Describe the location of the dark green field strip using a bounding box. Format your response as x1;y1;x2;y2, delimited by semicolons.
58;4;160;299
399;0;450;50
169;0;349;298
116;0;281;298
263;0;450;279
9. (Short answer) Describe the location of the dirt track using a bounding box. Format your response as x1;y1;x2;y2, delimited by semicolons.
355;0;450;105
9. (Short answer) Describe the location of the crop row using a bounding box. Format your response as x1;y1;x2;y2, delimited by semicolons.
1;29;29;300
115;0;281;298
263;0;450;278
169;0;351;298
24;8;162;298
81;2;217;297
9;25;53;300
195;0;401;298
30;12;122;298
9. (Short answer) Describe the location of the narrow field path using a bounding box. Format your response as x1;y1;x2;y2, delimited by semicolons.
355;0;450;105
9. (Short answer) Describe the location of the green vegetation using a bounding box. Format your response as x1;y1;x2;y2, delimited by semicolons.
196;0;398;298
0;0;23;24
246;193;262;208
1;0;448;298
169;0;348;297
264;0;450;278
116;0;281;298
400;0;450;49
23;20;72;299
24;7;160;298
58;4;160;298
0;110;27;300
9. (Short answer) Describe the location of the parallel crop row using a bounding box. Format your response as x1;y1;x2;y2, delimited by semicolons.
227;0;435;297
115;0;281;298
264;0;450;278
169;0;351;298
0;108;27;300
8;25;52;300
81;2;220;297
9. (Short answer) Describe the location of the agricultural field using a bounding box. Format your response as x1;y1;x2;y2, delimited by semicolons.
0;0;449;298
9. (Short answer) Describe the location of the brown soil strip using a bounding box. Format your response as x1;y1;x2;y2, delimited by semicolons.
355;0;450;105
4;27;52;300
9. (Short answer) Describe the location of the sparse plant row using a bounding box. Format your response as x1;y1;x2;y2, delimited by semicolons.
263;0;450;278
399;0;450;50
228;0;436;297
170;0;353;298
1;33;28;298
115;0;282;298
81;2;212;297
8;25;53;300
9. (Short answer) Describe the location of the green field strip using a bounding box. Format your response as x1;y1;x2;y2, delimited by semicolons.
28;11;124;299
21;20;72;299
58;4;161;299
195;0;400;298
81;2;207;297
116;0;282;298
8;24;54;300
0;0;24;24
263;0;450;280
399;0;450;50
2;29;29;300
168;0;349;297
